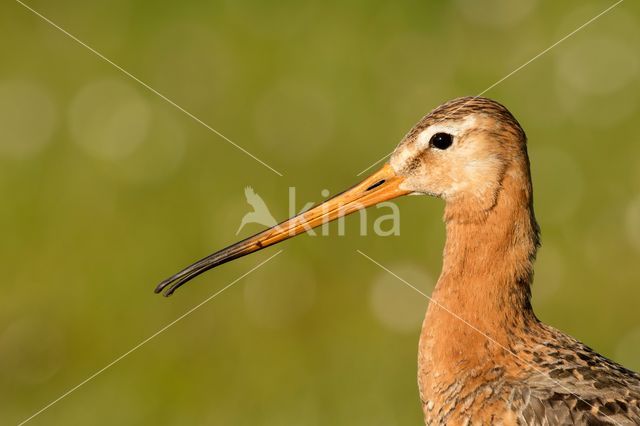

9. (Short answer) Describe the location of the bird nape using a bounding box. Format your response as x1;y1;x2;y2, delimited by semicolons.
156;97;640;424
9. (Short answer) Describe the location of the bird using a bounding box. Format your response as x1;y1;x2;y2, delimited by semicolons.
155;97;640;425
235;186;277;235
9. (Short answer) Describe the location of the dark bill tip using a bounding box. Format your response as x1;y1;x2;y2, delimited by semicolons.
154;243;252;296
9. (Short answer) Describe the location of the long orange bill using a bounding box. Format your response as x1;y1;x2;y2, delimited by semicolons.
155;163;409;296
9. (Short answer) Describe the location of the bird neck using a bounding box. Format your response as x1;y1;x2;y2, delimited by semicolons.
420;160;540;371
441;169;539;325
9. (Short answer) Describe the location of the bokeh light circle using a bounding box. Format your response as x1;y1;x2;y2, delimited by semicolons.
554;21;640;128
557;36;639;96
70;79;151;161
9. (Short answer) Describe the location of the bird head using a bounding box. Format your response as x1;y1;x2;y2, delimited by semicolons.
390;96;529;219
156;97;529;296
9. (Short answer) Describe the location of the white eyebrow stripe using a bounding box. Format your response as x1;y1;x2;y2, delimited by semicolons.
415;116;479;150
390;115;479;173
416;125;459;150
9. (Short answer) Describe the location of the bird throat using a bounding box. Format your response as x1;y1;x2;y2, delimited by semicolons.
418;161;541;401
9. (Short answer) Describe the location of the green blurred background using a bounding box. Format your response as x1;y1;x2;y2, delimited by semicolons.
1;0;640;424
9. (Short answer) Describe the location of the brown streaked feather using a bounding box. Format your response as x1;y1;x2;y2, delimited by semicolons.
509;325;640;425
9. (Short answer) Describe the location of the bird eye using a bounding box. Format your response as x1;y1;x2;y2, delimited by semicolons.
430;133;453;150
